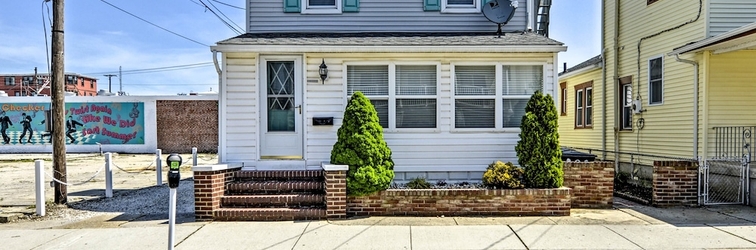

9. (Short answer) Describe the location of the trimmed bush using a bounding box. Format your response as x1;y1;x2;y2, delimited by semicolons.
482;161;525;189
331;92;395;196
406;177;431;189
515;90;563;188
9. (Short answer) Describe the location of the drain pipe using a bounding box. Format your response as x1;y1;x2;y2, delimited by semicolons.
674;53;700;206
613;0;620;170
600;0;607;160
674;54;699;159
212;49;223;163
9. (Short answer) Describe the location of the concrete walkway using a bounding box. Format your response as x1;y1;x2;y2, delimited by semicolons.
2;199;756;250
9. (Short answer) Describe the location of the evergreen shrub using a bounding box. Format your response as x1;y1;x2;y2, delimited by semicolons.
515;90;563;188
330;92;395;196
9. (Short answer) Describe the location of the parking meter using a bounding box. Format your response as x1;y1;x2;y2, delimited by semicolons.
166;153;182;188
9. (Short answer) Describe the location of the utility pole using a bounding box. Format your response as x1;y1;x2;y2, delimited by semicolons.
103;74;117;94
51;0;67;204
118;66;123;96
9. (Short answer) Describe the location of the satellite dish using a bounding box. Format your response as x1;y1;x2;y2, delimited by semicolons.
482;0;518;37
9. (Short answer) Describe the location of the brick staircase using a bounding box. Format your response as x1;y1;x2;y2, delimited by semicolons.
214;170;327;221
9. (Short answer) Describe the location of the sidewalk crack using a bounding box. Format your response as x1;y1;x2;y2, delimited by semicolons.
175;223;205;248
291;221;310;250
602;225;645;250
507;225;529;250
707;223;756;245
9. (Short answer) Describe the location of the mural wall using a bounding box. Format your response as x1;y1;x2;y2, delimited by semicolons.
0;102;145;145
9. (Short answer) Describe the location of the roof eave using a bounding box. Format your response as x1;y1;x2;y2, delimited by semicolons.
669;21;756;55
558;63;602;79
210;44;568;53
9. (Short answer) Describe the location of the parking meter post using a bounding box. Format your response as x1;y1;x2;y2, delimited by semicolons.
165;153;182;250
168;188;177;250
192;147;198;167
105;153;113;198
35;160;45;217
156;149;162;185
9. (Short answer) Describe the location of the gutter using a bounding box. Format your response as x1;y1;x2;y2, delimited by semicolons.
210;45;567;53
613;0;620;170
673;54;699;159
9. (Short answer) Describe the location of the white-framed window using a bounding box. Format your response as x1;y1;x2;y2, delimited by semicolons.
453;64;543;129
648;56;663;105
301;0;341;14
620;81;633;130
576;89;584;127
442;0;480;13
346;63;439;130
573;81;593;128
4;76;15;86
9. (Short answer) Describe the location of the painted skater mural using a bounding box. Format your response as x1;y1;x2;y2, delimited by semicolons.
0;102;145;145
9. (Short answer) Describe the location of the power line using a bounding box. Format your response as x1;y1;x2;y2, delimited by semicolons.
212;0;244;10
206;0;244;32
99;0;211;47
197;0;243;34
83;62;214;75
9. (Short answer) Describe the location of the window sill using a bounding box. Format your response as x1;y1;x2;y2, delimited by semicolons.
440;8;480;14
300;9;342;14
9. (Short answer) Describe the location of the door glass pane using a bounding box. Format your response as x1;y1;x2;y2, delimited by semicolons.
267;61;295;132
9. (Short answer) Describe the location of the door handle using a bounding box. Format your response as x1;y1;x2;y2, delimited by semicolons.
295;105;302;114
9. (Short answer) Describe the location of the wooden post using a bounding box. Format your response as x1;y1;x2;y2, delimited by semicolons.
51;0;67;204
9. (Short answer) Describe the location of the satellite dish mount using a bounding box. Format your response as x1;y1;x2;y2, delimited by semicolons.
482;0;519;38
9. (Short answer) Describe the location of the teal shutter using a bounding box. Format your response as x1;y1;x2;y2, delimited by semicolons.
343;0;359;12
284;0;300;13
424;0;440;11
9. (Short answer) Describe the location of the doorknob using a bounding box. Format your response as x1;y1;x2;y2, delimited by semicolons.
295;105;302;114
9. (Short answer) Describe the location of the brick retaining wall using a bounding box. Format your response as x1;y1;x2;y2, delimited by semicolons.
563;161;614;208
156;100;218;153
652;160;698;206
194;168;239;221
346;188;571;217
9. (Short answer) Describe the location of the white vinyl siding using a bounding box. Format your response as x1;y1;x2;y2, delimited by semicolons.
648;56;663;105
708;0;756;37
222;53;259;163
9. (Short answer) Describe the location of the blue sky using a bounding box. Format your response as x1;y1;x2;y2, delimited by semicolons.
0;0;600;96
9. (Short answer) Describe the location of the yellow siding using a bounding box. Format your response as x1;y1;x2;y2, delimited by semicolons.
602;0;707;158
558;68;604;150
704;50;756;158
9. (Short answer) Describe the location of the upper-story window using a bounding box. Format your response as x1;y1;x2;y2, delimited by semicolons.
648;56;663;105
442;0;480;13
91;80;95;88
4;77;15;86
301;0;341;14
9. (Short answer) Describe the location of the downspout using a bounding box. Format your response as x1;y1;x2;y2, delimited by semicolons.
613;0;620;169
600;0;607;159
674;54;699;206
673;54;699;159
212;49;222;163
527;0;534;32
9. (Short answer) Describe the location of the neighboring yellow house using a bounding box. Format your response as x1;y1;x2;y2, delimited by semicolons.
559;0;756;205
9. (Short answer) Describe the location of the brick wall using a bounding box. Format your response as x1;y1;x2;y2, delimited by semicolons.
563;161;614;208
156;100;218;153
652;161;698;207
324;170;347;219
347;188;571;217
194;168;238;221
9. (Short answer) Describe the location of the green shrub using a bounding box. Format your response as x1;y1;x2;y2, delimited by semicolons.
331;92;395;196
482;161;525;189
406;177;431;189
515;90;563;188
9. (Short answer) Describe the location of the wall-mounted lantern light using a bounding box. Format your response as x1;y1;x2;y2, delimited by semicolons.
319;59;328;82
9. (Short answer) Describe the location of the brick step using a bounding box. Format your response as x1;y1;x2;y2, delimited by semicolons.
221;194;325;208
214;208;326;221
234;170;323;182
226;181;324;195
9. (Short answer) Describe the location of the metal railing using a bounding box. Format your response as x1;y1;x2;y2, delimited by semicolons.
712;126;756;161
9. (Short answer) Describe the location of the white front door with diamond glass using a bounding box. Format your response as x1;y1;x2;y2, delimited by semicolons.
260;57;303;159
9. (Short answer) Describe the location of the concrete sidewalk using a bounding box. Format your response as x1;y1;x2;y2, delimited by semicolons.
2;199;756;250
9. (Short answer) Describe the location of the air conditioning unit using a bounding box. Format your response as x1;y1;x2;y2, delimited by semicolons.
632;99;643;114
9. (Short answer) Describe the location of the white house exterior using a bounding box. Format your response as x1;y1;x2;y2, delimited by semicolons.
210;0;565;181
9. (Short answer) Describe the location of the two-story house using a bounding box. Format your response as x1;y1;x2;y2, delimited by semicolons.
209;0;563;181
558;0;756;206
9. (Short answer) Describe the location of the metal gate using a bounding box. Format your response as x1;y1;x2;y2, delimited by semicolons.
701;156;750;205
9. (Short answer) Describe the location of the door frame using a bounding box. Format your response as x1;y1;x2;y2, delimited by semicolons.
258;55;305;161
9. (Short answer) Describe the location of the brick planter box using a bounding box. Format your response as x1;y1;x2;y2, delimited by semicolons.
563;161;614;208
653;160;698;207
346;188;571;217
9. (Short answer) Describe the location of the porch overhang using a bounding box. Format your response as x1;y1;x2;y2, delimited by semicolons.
210;32;567;53
669;22;756;55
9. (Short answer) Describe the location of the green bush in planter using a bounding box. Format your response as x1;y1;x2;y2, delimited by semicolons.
482;161;524;189
515;90;563;188
331;92;395;196
406;177;431;189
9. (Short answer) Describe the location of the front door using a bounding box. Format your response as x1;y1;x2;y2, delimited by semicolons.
260;56;303;159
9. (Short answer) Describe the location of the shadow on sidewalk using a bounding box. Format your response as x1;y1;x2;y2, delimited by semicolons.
612;196;756;226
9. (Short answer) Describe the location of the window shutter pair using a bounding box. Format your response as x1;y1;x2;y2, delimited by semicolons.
424;0;491;11
284;0;359;13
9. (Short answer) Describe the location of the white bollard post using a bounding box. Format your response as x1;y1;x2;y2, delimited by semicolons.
34;160;45;217
156;149;163;185
192;147;198;167
168;188;177;250
105;153;113;198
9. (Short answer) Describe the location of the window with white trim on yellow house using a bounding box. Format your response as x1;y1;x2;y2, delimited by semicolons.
619;76;633;131
649;57;663;105
454;65;542;129
347;64;438;129
574;81;593;129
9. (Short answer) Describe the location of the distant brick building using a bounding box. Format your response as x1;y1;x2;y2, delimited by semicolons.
1;73;98;96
